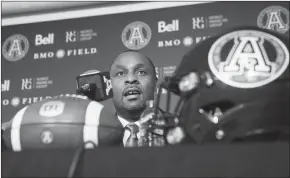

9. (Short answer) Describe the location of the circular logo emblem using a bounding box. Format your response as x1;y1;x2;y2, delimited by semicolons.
11;97;21;107
257;6;289;34
41;130;54;144
208;30;289;89
56;49;65;59
2;34;29;62
183;36;194;47
121;21;152;50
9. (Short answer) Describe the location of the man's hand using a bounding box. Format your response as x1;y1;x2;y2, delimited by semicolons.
138;111;186;147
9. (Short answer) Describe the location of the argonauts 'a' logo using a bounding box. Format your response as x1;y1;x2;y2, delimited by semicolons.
257;6;289;34
208;30;289;88
121;21;152;50
2;34;29;62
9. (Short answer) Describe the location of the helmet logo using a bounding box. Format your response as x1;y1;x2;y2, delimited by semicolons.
208;30;289;88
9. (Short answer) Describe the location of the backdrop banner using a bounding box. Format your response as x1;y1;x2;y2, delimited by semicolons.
1;1;289;123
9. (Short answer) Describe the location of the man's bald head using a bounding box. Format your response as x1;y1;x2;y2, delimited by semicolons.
109;50;157;121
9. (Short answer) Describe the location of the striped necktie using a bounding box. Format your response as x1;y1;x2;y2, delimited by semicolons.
125;123;139;147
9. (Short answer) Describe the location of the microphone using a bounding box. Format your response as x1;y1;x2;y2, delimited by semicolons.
138;100;167;147
76;70;113;101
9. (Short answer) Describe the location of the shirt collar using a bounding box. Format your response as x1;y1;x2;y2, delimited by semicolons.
117;115;140;128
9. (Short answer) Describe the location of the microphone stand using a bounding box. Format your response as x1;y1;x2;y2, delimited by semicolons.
67;141;97;178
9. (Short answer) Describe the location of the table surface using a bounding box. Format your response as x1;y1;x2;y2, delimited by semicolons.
2;142;289;177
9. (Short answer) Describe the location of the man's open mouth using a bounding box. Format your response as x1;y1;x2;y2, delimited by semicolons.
123;88;142;99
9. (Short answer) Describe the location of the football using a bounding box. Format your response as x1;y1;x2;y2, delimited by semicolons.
2;95;123;151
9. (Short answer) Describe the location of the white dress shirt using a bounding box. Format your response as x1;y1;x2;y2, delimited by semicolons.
117;115;141;146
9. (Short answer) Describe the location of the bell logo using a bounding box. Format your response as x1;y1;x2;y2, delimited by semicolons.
258;6;289;34
35;33;54;46
39;101;65;117
1;80;10;92
122;21;152;50
209;30;289;88
158;20;179;33
2;34;29;62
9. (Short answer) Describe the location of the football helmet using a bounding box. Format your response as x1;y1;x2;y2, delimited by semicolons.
158;26;289;143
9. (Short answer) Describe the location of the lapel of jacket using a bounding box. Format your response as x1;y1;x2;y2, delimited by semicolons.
114;112;125;147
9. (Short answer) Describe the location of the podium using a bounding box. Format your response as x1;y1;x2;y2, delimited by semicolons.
2;142;289;177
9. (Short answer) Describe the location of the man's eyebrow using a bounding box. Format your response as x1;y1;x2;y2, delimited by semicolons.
134;63;146;69
114;64;127;69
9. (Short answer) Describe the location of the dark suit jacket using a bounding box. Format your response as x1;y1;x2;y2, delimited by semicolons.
113;113;125;147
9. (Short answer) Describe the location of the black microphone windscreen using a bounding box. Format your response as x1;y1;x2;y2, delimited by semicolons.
76;71;113;101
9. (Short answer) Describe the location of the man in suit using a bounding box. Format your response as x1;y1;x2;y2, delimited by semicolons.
109;50;164;147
